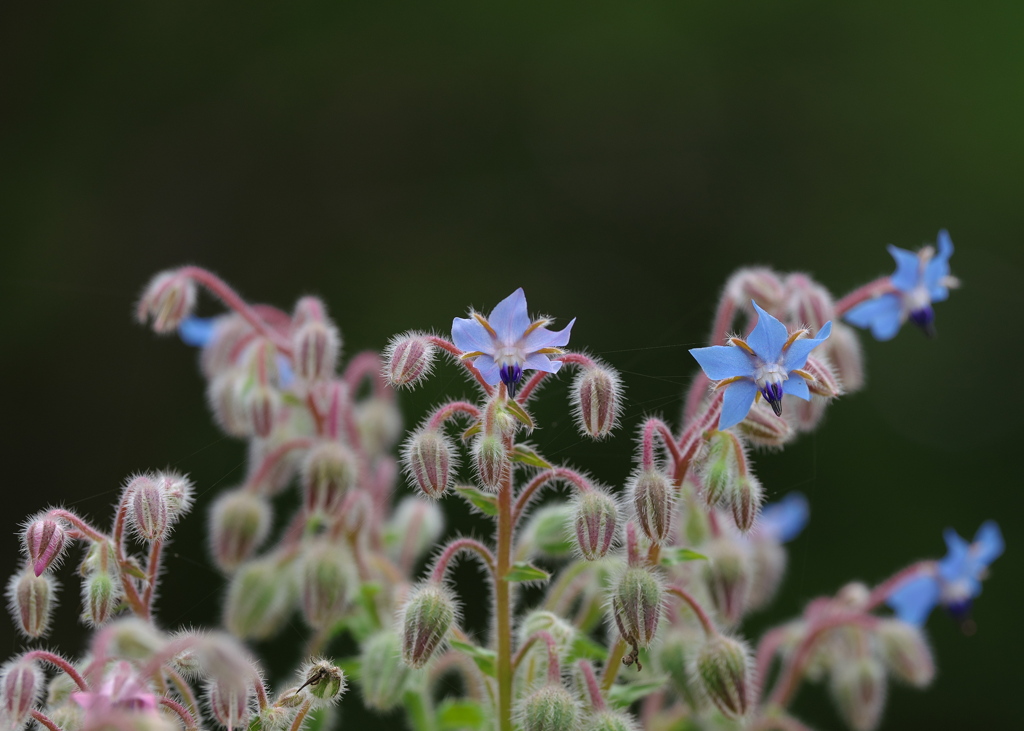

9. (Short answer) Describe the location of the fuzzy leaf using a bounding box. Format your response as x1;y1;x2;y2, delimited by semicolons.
455;486;499;516
510;444;552;469
505;399;535;430
504;562;550;583
567;634;608;662
608;677;670;708
450;640;497;678
659;547;708;567
437;699;488;730
461;422;482;441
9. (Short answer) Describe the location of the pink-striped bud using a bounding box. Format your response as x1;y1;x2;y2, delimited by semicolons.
301;441;358;516
82;569;121;627
875;620;935;688
23;518;67;576
611;567;663;648
703;539;751;625
631;470;673;545
784;273;835;333
384;332;436;388
6;569;55;638
400;583;458;668
474;435;509;492
244;383;280;438
830;658;886;731
729;474;763;533
701;431;748;508
827;323;865;394
725;268;786;312
207;678;252;730
802;355;843;399
293;320;340;386
572;364;623;439
207;372;251;437
300;542;356;630
695;635;753;718
1;658;42;726
573;490;619;560
209;489;272;572
127;474;169;542
736;402;794;448
136;269;196;334
156;470;195;523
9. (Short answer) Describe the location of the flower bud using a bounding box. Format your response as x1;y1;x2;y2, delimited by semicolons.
573;490;619;561
6;570;55;638
297;659;346;707
631;470;673;545
571;364;623;439
200;314;252;379
258;706;293;730
128;474;170;542
746;540;787;612
23;518;67;576
197;632;254;685
247;436;303;495
785;273;835;333
1;658;42;726
384;332;436;388
106;617;166;660
209;489;272;572
729;474;763;533
803;355;842;399
356;398;403;456
827;323;865;394
736;402;794;448
156;471;195;523
525;503;576;559
359;631;412;711
791;398;827;433
207;678;252;730
293;320;340;386
301;441;358;516
725;268;786;312
136;269;196;334
701;431;747;507
474;434;509;491
244;383;280;438
387;496;446;566
611;567;663;648
300;541;356;630
82;569;121;627
225;557;295;640
657;632;704;710
207;371;251;437
875;620;935;688
829;658;886;731
589;711;640;731
703;539;752;625
695;635;753;719
400;582;458;668
403;428;456;499
516;685;578;731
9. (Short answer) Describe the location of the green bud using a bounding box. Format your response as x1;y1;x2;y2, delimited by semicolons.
209;488;272;572
610;567;663;648
517;611;576;690
300;540;356;630
829;657;887;731
474;434;509;491
656;632;704;710
360;630;413;711
517;685;579;731
589;710;639;731
82;569;121;627
401;583;457;668
527;503;576;559
7;569;55;638
356;398;403;456
224;557;294;639
301;441;358;516
703;539;752;625
298;659;347;707
695;635;752;719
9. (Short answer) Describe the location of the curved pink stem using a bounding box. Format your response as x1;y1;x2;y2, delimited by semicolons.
427;401;481;431
24;650;88;691
640;417;683;470
865;560;938;610
430;538;497;582
834;276;895;316
427;336;494;393
667;585;716;637
343;350;391;398
512;467;593;525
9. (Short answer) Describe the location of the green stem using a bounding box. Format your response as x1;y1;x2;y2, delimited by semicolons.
404;686;437;731
496;434;514;731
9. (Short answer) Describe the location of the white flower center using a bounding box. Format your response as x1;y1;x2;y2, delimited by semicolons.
754;362;788;391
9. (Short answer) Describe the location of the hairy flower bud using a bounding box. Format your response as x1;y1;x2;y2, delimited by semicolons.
207;371;251;437
785;273;835;334
730;474;763;533
82;569;121;627
517;685;579;731
1;658;42;726
225;557;295;640
297;659;346;707
573;490;619;561
703;539;752;625
359;631;411;711
301;441;358;516
156;471;195;523
572;364;623;439
827;323;865;394
875;620;935;688
701;431;747;507
127;474;170;542
384;332;436;388
695;635;753;718
590;711;640;731
7;570;55;639
526;503;576;559
136;269;196;334
791;397;827;433
207;678;252;730
611;567;663;648
829;658;887;731
403;429;455;499
293;320;340;386
803;355;843;399
23;518;67;576
631;470;673;545
244;383;280;438
474;434;509;491
736;402;794;448
209;489;272;572
300;541;356;630
725;268;786;312
106;617;166;660
387;496;446;566
746;540;787;612
657;632;704;710
401;583;458;668
356;398;404;456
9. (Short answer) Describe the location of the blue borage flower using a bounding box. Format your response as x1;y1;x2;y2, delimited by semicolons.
755;492;809;544
689;301;832;430
451;288;574;397
845;230;957;340
887;521;1004;626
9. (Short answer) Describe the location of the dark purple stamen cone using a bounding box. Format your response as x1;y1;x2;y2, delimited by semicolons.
500;363;524;397
761;383;784;416
910;306;936;337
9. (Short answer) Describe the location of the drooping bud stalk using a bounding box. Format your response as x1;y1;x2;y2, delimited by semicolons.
573;490;619;560
300;441;358;516
631;469;674;545
296;659;347;707
6;570;55;638
611;567;663;650
703;539;752;625
207;678;252;730
802;355;843;399
829;657;887;731
571;363;623;439
224;557;295;640
23;518;67;576
736;402;794;448
0;657;42;726
300;541;356;630
730;474;763;533
127;474;170;542
875;620;935;688
400;582;458;668
474;434;509;492
403;428;456;499
136;269;197;334
516;685;579;731
384;332;437;388
359;631;412;711
209;489;272;572
695;634;753;719
827;323;865;393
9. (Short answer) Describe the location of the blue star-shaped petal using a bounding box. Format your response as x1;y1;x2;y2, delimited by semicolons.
689;301;832;429
756;492;809;544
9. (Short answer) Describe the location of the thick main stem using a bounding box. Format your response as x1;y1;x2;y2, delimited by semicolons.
495;433;514;731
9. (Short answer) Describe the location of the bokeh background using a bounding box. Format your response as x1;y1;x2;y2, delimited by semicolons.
1;3;1021;728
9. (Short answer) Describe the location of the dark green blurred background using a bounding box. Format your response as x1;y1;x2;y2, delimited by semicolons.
1;2;1021;728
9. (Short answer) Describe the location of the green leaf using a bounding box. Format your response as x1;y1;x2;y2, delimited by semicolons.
567;634;609;662
449;640;497;678
461;422;482;440
504;399;535;430
607;677;669;708
504;562;551;583
659;547;708;567
437;699;488;730
455;486;499;516
510;444;552;469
